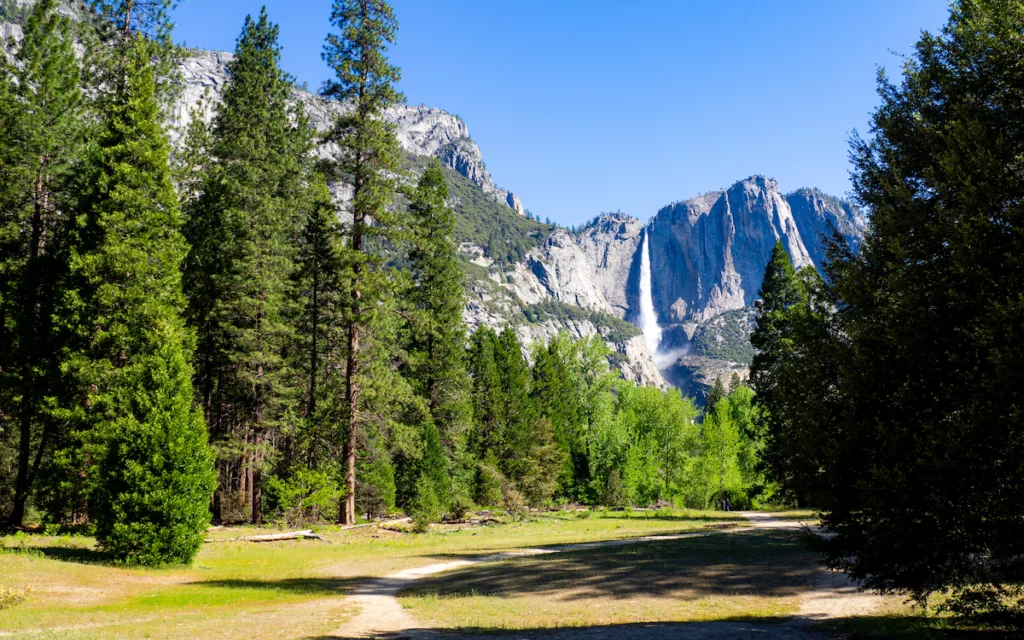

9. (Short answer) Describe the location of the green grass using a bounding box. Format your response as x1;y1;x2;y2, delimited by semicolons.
0;509;742;639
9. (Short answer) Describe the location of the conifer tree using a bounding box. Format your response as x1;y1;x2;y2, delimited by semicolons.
0;0;86;525
406;160;471;482
183;9;313;524
493;327;534;482
321;0;405;524
817;0;1024;604
468;326;502;458
64;32;214;562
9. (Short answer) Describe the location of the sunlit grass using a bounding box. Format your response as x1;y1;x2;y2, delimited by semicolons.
0;508;741;639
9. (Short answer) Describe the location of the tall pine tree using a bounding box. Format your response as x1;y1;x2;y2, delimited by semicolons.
406;160;471;497
63;28;214;562
321;0;405;525
184;9;313;525
0;0;86;525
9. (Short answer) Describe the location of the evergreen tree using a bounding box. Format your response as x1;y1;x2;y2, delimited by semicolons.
467;326;502;458
0;0;86;525
406;160;471;485
183;9;313;525
530;335;583;498
321;0;405;525
62;33;214;562
95;322;215;565
493;327;533;482
819;0;1024;604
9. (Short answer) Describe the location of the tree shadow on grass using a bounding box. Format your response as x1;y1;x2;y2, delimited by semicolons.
403;530;819;603
306;616;1024;639
306;618;824;639
194;576;367;596
2;545;111;565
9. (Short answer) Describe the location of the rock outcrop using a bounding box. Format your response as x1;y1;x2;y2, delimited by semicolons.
173;50;525;217
649;176;814;340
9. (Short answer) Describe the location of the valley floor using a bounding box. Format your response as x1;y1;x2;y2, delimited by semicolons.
0;510;987;640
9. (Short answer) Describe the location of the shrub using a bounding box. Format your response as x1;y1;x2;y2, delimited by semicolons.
264;467;343;526
602;469;628;508
448;486;474;521
408;476;441;533
475;458;504;507
0;587;29;610
502;483;527;521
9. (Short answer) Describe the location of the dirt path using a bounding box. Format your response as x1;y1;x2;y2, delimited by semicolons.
328;513;884;639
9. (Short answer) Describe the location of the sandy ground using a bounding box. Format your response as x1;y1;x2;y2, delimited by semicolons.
325;512;889;639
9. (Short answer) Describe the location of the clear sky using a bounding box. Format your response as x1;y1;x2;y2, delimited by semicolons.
170;1;950;226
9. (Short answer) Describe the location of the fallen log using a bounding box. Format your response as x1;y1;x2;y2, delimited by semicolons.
206;529;325;543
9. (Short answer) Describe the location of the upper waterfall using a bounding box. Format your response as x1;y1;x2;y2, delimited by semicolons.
637;228;662;355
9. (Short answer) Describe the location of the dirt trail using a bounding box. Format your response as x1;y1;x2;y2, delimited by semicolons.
329;513;885;639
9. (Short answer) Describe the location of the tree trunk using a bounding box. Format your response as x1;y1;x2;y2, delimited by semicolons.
252;460;262;526
340;207;363;526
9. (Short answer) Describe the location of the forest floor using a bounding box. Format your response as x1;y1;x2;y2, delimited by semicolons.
0;510;1000;640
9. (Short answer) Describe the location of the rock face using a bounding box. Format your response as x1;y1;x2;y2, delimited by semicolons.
173;51;524;217
649;176;814;340
786;187;868;270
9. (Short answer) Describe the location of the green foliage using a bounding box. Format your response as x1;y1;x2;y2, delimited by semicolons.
0;0;87;525
183;9;315;525
405;160;472;478
690;309;756;363
520;300;642;343
408;474;441;532
264;467;343;527
753;0;1024;608
94;324;216;566
474;455;504;506
321;0;407;525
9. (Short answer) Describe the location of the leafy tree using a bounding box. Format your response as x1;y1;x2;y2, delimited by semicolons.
818;0;1024;605
183;9;312;524
321;0;405;525
0;0;86;525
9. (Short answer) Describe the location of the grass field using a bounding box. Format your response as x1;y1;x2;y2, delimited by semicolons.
0;509;746;639
399;528;819;631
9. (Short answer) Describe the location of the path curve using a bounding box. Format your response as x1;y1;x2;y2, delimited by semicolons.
329;513;883;639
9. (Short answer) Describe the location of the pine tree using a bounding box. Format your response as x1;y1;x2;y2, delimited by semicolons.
183;9;313;525
406;160;471;488
95;322;215;565
818;0;1024;604
64;33;214;562
468;326;502;458
0;0;86;525
321;0;405;525
493;327;534;482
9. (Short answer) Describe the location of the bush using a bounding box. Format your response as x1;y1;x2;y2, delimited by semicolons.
602;469;628;508
0;586;29;610
448;486;474;521
475;458;504;507
408;476;441;533
264;467;343;526
501;483;527;521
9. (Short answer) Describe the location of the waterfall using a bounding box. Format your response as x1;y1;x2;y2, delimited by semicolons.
638;229;663;355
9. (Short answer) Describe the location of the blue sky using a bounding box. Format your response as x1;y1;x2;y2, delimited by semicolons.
171;1;950;226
